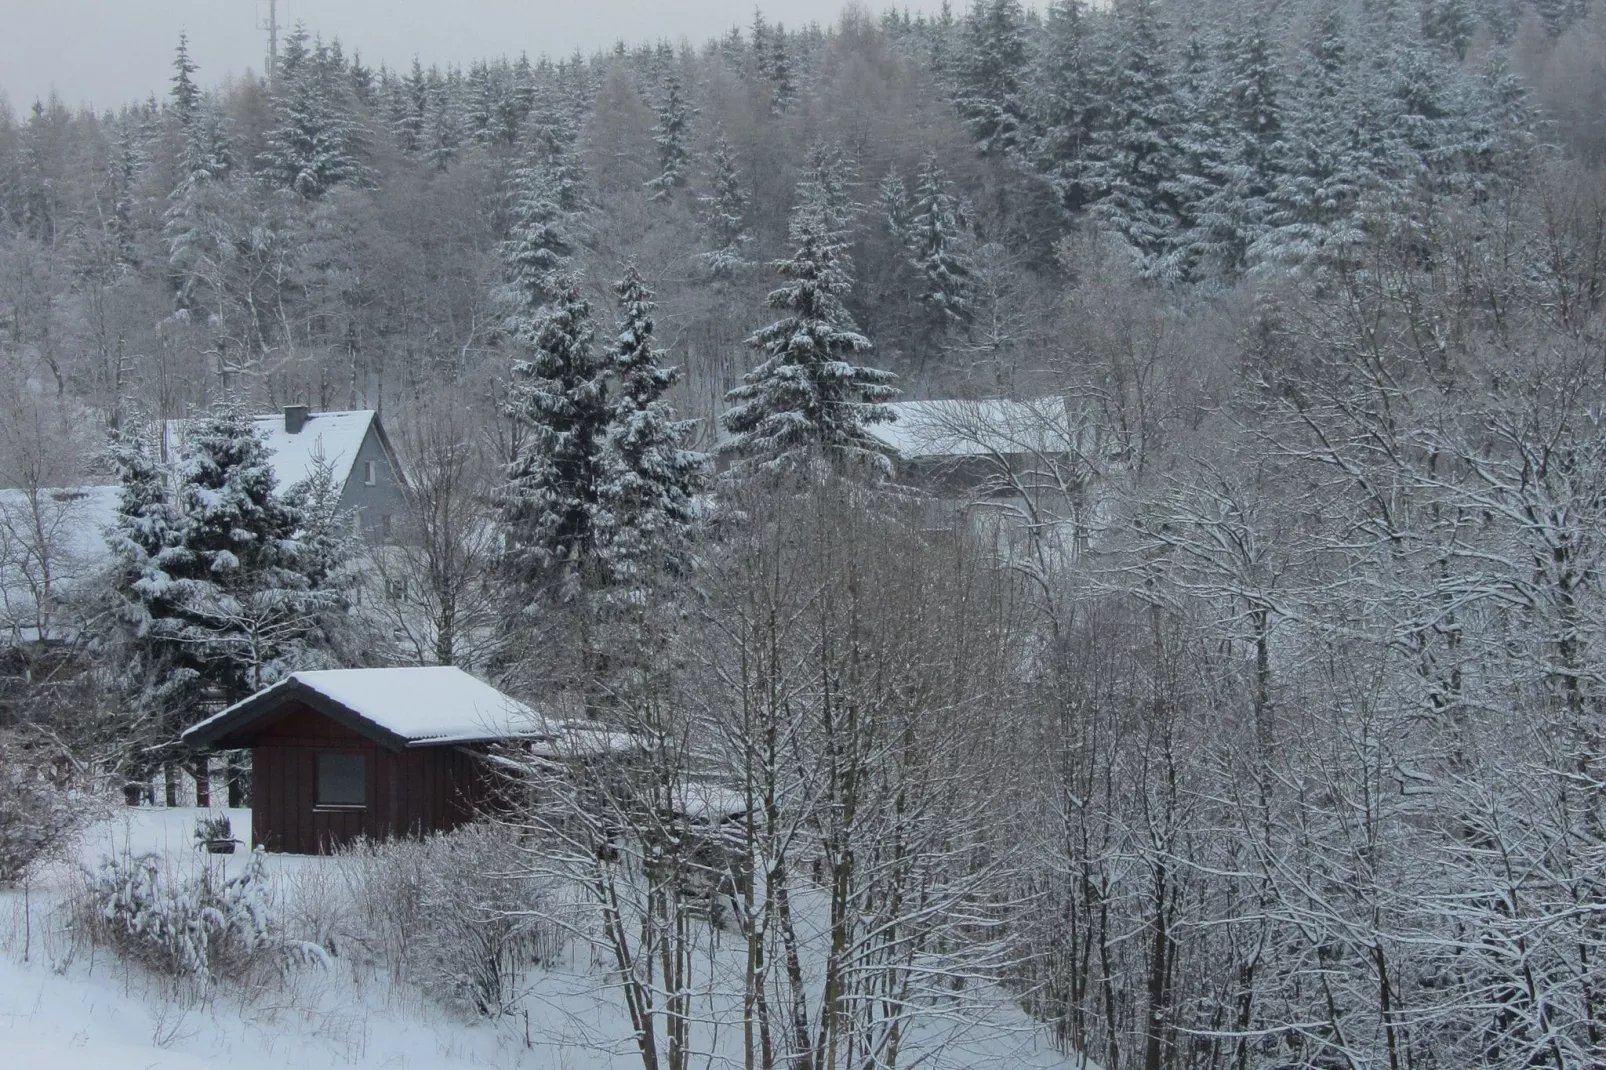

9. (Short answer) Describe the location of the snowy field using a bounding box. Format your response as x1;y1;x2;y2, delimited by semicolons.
0;807;1081;1069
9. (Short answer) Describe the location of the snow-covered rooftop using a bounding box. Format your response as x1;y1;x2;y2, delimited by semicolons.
868;398;1076;460
184;666;554;748
166;410;378;495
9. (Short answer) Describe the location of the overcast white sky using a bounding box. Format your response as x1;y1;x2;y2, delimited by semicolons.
2;1;955;114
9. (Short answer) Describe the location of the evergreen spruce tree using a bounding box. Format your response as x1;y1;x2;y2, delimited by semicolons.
722;191;897;476
257;26;370;198
956;0;1028;157
107;425;191;787
167;410;330;698
422;76;463;172
500;275;613;600
1032;0;1100;212
498;157;574;319
1081;0;1186;277
170;33;200;130
1179;22;1283;280
1253;5;1362;270
646;73;692;202
393;57;429;156
697;133;750;277
349;51;377;109
879;169;912;247
798;140;861;249
1423;0;1477;59
109;412;349;799
598;266;704;596
904;151;975;326
770;26;797;115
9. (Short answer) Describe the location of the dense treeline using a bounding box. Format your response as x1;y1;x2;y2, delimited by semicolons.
6;2;1606;1068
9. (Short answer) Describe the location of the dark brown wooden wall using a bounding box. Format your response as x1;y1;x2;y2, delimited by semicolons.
242;701;491;854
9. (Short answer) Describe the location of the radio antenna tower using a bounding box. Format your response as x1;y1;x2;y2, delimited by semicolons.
262;0;280;84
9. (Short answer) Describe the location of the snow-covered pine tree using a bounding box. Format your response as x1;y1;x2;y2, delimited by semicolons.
1422;0;1477;60
279;452;364;667
1176;20;1283;282
1031;0;1100;213
500;274;613;601
1164;32;1232;283
598;266;705;597
257;26;371;199
905;150;975;326
646;72;692;202
349;51;377;109
956;0;1028;157
722;191;897;477
798;139;861;250
879;169;912;248
770;25;797;115
167;409;325;700
465;61;497;146
1081;0;1186;278
422;75;464;172
1252;5;1361;271
107;424;192;785
697;132;750;278
170;33;200;130
393;57;428;156
523;85;588;214
498;156;574;320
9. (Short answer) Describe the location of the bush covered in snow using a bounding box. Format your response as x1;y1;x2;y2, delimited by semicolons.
333;822;563;1017
0;730;90;885
76;846;321;983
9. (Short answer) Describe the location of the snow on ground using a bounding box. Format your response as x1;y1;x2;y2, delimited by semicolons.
0;806;1082;1070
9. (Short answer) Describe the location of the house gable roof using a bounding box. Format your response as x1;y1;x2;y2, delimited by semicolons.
165;410;400;496
181;666;552;751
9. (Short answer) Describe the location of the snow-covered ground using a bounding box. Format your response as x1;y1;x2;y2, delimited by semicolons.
0;807;1080;1069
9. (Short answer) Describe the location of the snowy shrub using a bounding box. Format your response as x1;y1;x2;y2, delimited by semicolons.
334;822;563;1017
77;846;323;983
191;811;233;845
0;730;89;884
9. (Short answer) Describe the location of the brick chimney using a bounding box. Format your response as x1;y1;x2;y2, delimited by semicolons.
283;405;310;434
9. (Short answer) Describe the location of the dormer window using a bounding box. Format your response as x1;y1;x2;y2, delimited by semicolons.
363;460;377;486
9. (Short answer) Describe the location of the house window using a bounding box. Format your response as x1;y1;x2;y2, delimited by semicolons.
316;753;366;807
381;513;393;540
363;460;377;486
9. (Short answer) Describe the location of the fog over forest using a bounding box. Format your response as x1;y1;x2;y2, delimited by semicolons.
4;2;1606;1068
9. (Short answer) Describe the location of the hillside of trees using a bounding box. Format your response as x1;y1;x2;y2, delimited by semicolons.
6;1;1606;1067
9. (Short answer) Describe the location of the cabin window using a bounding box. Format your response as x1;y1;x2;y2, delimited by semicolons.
381;513;393;539
316;753;366;807
363;460;377;486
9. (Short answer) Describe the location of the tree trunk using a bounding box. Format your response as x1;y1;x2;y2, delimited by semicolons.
193;758;211;808
227;752;247;807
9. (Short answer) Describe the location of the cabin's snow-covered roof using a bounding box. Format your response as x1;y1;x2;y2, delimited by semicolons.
0;485;121;642
868;398;1074;460
166;410;377;495
184;666;553;748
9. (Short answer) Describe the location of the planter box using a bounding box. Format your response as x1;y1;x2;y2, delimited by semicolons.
203;840;237;855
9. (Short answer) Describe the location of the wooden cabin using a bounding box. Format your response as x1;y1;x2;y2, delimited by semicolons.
181;667;550;854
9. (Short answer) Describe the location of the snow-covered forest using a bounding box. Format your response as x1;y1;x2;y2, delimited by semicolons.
5;0;1606;1067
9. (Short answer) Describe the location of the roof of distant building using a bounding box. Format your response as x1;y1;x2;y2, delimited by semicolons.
868;398;1075;460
